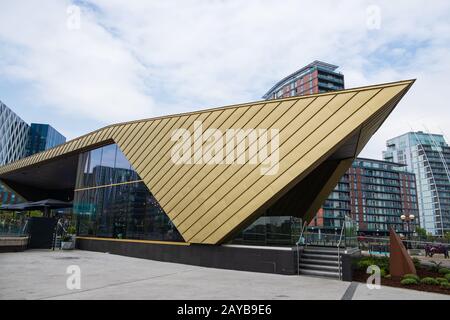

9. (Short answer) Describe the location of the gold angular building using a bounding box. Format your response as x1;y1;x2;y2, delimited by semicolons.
0;80;414;274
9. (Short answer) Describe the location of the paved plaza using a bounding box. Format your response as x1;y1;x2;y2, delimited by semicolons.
0;250;449;300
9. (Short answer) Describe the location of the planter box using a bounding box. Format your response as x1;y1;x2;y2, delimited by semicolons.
0;236;29;252
61;235;76;250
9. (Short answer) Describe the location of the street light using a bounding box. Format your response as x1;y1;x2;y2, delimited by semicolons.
400;214;415;246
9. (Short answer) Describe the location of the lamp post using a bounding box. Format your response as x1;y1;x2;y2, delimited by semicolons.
400;214;415;235
400;214;415;248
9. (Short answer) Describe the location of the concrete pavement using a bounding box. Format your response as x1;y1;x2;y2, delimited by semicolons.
0;250;448;300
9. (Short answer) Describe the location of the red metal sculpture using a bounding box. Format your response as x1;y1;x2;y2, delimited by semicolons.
389;228;417;277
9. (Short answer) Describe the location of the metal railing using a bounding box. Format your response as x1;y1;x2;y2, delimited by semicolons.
296;221;308;275
337;223;345;280
352;235;450;258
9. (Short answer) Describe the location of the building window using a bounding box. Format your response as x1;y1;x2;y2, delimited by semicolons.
73;143;184;242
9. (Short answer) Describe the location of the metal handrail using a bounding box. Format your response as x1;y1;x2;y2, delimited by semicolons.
296;221;308;275
297;220;308;245
337;222;345;280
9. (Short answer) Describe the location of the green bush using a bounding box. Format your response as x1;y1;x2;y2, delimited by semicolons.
402;274;420;282
412;257;421;269
67;225;77;235
429;261;442;272
441;282;450;290
435;277;449;285
61;234;72;242
438;268;450;275
356;258;374;270
401;278;418;286
445;273;450;281
356;256;389;272
420;277;439;285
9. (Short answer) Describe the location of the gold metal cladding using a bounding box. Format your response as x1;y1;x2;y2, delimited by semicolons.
0;80;415;244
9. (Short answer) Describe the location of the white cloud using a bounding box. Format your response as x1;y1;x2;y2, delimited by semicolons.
0;0;155;124
0;0;449;159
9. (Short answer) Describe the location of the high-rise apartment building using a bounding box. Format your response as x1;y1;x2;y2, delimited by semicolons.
310;158;419;236
262;62;421;238
26;123;66;156
262;60;344;100
383;132;450;236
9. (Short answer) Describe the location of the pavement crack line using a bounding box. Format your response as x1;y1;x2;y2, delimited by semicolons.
38;268;198;300
341;282;358;300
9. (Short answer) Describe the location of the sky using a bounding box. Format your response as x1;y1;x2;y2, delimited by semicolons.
0;0;449;159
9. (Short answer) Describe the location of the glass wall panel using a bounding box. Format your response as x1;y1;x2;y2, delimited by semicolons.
88;148;103;187
231;214;302;246
73;143;183;242
99;144;117;186
114;146;133;183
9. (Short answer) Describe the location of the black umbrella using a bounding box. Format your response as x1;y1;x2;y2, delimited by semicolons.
23;199;73;209
0;199;72;215
0;202;33;211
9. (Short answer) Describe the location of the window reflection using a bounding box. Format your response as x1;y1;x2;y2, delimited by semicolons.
231;214;302;246
73;144;183;242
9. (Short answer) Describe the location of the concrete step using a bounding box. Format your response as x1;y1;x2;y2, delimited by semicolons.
298;263;340;272
298;269;340;279
300;258;340;266
303;248;340;255
301;253;339;261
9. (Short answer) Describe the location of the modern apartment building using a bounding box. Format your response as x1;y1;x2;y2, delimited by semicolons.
383;132;450;236
309;158;419;236
262;60;344;100
262;62;421;237
26;123;66;156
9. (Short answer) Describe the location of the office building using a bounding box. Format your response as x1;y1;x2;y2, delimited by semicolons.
0;101;66;205
383;132;450;236
0;80;413;274
0;101;29;166
26;123;66;156
0;101;29;206
262;60;344;100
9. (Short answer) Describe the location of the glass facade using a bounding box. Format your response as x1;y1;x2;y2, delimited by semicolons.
231;214;302;246
0;100;29;167
0;211;29;237
0;101;29;206
73;143;183;242
26;123;66;156
383;132;450;236
0;182;24;205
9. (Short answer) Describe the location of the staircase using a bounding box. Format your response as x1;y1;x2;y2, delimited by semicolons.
298;246;342;279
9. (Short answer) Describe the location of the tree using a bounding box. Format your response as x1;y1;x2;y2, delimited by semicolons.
415;227;427;239
444;232;450;242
